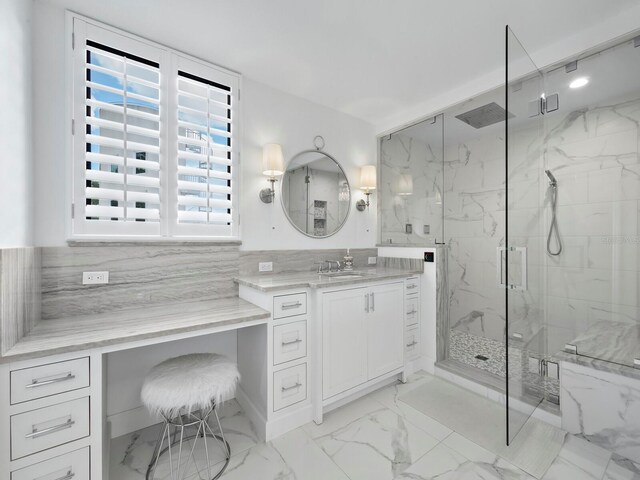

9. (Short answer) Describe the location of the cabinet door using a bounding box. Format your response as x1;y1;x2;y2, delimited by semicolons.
322;287;368;399
367;283;404;379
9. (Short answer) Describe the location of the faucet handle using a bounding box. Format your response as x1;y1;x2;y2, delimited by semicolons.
314;261;325;273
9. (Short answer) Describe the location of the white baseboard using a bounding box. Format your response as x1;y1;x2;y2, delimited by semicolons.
322;371;401;414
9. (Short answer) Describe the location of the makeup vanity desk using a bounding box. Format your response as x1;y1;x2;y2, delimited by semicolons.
0;266;422;480
0;297;270;480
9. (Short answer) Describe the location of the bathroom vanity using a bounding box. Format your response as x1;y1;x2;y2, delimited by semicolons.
235;267;422;435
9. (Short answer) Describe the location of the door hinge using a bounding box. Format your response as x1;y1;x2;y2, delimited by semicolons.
71;119;75;135
71;203;75;219
237;89;240;101
72;32;75;50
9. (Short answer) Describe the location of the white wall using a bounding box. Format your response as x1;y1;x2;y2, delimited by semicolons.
30;2;377;248
240;78;376;250
0;0;33;247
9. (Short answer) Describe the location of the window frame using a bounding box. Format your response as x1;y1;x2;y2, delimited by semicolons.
68;13;241;241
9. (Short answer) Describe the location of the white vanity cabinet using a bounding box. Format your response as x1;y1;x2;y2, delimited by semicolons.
321;281;404;400
0;352;102;480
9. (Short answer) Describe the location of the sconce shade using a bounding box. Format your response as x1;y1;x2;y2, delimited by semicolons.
360;165;377;191
262;144;284;177
397;174;413;196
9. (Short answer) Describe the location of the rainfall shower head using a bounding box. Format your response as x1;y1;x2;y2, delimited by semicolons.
455;102;514;129
545;170;557;187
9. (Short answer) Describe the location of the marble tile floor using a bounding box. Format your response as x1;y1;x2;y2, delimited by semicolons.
110;372;640;480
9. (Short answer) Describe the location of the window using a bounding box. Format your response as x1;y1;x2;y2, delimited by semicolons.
71;17;239;238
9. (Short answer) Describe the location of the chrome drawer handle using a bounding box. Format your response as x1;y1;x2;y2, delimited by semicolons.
281;382;302;392
281;301;302;310
407;285;417;289
406;309;417;315
26;373;75;389
406;341;418;347
53;471;75;480
26;419;75;439
282;338;302;346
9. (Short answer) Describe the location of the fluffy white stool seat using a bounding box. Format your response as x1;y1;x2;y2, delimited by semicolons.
141;353;239;419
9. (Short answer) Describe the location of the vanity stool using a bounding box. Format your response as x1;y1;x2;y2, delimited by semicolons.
141;353;240;480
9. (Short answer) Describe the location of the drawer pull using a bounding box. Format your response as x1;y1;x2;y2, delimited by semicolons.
407;285;417;290
406;341;418;347
406;309;417;315
52;471;75;480
281;301;302;310
281;382;302;392
25;419;75;439
281;338;302;346
26;373;76;389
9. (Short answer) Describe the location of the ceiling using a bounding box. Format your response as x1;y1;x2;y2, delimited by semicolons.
41;0;640;128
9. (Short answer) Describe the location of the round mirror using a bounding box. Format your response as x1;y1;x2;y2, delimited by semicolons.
281;149;351;237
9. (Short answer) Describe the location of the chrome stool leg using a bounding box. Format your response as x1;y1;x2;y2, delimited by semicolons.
146;403;231;480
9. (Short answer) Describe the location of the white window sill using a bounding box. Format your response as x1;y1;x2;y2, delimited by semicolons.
67;236;242;246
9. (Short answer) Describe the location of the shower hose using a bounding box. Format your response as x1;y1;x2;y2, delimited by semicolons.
547;185;562;256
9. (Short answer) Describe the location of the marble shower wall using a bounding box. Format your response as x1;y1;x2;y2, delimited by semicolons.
41;244;239;319
444;122;544;346
0;248;41;354
379;130;444;245
444;94;640;363
542;96;640;361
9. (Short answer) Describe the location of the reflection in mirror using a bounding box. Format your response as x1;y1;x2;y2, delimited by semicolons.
281;150;350;237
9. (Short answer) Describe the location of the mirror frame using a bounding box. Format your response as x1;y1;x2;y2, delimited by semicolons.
280;149;352;239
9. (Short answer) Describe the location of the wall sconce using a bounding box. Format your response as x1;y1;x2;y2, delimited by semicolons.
259;143;284;203
356;165;376;211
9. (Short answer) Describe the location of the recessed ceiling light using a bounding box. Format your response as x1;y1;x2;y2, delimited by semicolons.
569;77;589;89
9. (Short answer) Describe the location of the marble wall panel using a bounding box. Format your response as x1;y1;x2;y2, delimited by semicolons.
0;248;41;354
41;245;239;319
561;361;640;464
238;248;378;276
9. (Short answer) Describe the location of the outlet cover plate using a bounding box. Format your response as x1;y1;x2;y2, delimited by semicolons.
259;262;273;272
83;271;109;285
368;256;377;265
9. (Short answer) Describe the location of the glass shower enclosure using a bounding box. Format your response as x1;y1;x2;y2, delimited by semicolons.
378;26;640;446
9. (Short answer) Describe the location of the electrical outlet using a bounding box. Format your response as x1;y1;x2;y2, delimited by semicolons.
367;256;377;265
83;271;109;285
258;262;273;272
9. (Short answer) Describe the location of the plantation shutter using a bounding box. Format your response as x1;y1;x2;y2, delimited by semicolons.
171;56;238;237
71;17;240;239
73;20;164;236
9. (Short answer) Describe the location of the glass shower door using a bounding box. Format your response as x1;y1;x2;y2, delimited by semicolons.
505;26;546;445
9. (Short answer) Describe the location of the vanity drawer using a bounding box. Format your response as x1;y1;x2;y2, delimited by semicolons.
11;397;90;460
273;293;307;319
11;446;89;480
273;320;307;365
405;277;420;295
405;328;420;359
273;363;307;411
11;357;90;405
405;297;419;327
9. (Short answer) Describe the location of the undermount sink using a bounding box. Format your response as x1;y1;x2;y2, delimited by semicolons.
321;271;367;278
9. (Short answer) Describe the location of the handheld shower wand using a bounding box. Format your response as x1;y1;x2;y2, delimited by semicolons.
545;170;562;256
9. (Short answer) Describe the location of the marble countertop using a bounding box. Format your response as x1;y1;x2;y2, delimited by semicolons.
234;267;421;292
556;320;640;380
2;297;270;363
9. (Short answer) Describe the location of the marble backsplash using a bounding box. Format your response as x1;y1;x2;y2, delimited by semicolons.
41;244;240;319
0;248;41;354
238;248;377;276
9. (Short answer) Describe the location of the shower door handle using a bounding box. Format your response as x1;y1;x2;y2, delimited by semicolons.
496;246;528;291
497;247;507;289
